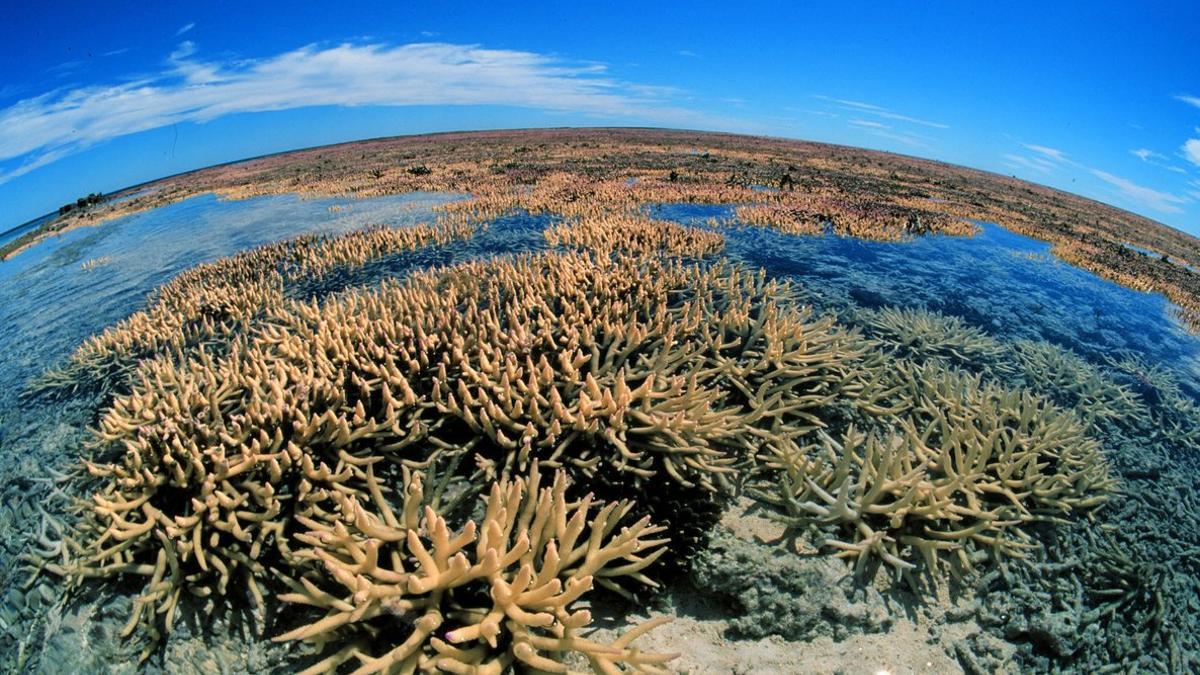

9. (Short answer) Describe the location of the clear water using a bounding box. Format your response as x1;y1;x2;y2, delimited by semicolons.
0;192;464;416
651;203;1199;380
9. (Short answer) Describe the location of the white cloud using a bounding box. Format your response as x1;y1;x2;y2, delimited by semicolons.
812;95;948;129
0;41;709;184
1003;153;1053;173
1022;143;1068;163
1091;169;1186;214
849;118;888;129
1176;94;1200;110
676;50;700;58
1132;148;1165;162
176;22;195;36
1183;138;1200;168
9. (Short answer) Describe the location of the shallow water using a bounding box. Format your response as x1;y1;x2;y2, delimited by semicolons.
652;203;1199;376
0;192;464;414
2;192;1198;672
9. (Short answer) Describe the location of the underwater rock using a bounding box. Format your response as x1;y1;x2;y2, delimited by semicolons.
689;528;891;641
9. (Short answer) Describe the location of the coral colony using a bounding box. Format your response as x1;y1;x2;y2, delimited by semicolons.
19;133;1132;672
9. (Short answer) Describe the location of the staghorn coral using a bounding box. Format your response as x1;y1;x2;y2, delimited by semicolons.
1101;350;1200;452
276;465;676;674
735;195;978;242
751;363;1114;581
544;212;724;257
29;218;478;399
862;306;1010;371
41;249;880;658
1006;340;1147;430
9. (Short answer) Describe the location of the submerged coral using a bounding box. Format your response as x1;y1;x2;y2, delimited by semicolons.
862;306;1009;371
1005;340;1146;430
751;363;1114;581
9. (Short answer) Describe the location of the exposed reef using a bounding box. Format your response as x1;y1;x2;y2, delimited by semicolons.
544;212;724;257
9;128;1200;337
28;212;480;400
276;465;675;674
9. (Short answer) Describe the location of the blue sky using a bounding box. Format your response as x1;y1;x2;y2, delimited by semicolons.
2;2;1199;234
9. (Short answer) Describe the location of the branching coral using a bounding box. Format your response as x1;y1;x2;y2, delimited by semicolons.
544;212;724;257
1006;340;1147;430
734;195;978;242
862;306;1009;371
276;465;676;674
28;218;478;399
42;249;878;657
752;363;1115;581
1101;350;1200;451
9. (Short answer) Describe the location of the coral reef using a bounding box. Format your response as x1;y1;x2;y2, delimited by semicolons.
28;217;478;399
735;195;978;242
1005;340;1146;430
11;129;1200;337
29;207;1145;671
862;306;1009;371
276;465;675;673
41;250;875;660
751;363;1114;581
544;212;724;257
1101;350;1200;452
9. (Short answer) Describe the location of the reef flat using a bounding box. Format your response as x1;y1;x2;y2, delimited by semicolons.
6;128;1200;332
1;134;1199;674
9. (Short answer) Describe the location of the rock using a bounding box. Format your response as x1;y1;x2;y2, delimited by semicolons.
689;527;891;641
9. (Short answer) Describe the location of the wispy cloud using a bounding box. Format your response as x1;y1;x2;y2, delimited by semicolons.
1022;143;1069;164
676;50;700;58
848;118;888;129
869;130;928;148
1002;153;1053;173
1133;147;1188;174
788;107;839;118
1091;169;1186;214
815;95;949;129
1006;138;1189;215
0;41;710;184
175;22;195;36
1176;94;1200;110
